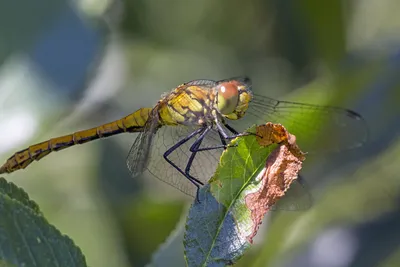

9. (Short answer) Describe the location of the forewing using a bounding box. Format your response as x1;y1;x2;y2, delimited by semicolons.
184;79;217;87
232;94;369;154
216;76;252;87
270;177;313;211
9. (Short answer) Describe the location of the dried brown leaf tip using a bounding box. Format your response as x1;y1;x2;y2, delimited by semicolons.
256;122;306;160
245;123;306;243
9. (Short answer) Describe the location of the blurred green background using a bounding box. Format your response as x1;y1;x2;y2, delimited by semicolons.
1;0;400;266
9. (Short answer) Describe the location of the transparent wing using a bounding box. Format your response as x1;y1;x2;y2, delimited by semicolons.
126;112;159;177
270;176;313;211
185;76;368;153
230;94;369;154
138;122;313;211
145;125;223;197
126;110;313;210
217;76;251;87
184;79;217;87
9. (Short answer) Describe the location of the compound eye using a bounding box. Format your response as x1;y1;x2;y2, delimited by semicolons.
217;82;239;115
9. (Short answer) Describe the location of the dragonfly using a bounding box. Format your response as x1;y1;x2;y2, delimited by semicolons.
0;77;368;205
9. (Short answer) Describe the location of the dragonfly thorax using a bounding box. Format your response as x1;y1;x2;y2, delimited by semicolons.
157;84;216;127
157;78;252;127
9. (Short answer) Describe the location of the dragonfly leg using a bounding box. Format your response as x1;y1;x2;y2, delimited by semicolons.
224;123;239;135
163;126;206;194
191;122;243;153
190;145;227;152
188;125;211;153
184;125;213;202
222;123;241;148
216;121;247;140
218;129;227;146
190;127;230;153
184;124;233;201
217;121;256;140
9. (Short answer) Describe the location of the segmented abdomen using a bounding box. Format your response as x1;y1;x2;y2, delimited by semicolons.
0;108;152;174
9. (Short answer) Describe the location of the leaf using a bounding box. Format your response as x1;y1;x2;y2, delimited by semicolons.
0;178;41;214
184;124;305;266
0;177;87;267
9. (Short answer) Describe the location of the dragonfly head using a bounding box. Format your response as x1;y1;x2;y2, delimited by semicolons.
215;77;253;120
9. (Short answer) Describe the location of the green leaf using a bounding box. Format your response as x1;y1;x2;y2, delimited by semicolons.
0;178;41;214
184;125;304;266
208;130;276;207
184;184;249;267
0;177;87;267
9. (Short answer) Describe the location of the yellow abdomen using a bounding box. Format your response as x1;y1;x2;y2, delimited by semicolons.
0;108;152;174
